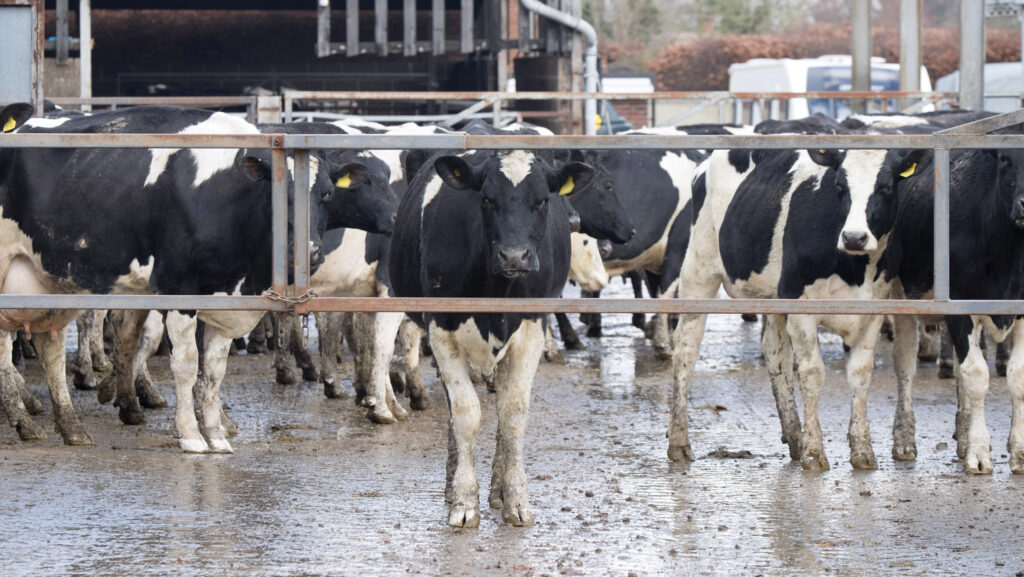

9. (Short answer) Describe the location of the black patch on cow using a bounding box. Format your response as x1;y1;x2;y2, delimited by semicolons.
727;149;751;173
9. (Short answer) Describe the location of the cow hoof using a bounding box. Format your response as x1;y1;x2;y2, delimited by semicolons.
97;375;115;405
93;357;112;373
22;393;44;416
850;450;877;470
220;411;238;437
503;504;534;527
585;326;602;338
118;403;146;426
15;418;47;441
389;371;406;394
1009;450;1024;474
368;406;396;425
938;363;955;380
563;337;585;351
390;402;410;422
276;367;297;385
323;380;348;399
892;442;917;461
801;447;830;471
544;349;566;365
301;366;320;382
741;313;758;323
917;352;938;363
667;443;693;462
179;437;210;453
135;376;168;409
246;342;267;355
448;505;480;528
964;447;993;475
208;438;234;454
72;370;98;391
654;346;673;362
410;396;430;411
57;422;94;446
997;362;1008;378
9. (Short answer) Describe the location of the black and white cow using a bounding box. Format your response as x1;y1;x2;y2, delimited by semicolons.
883;142;1024;474
0;103;336;451
669;119;930;470
389;146;595;527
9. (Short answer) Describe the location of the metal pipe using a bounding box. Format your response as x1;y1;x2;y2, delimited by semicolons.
933;148;950;300
519;0;598;135
898;0;921;109
292;149;311;295
271;147;288;296
960;0;986;110
78;0;91;110
851;0;872;115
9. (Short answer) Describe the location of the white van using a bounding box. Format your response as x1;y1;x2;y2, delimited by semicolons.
728;55;933;121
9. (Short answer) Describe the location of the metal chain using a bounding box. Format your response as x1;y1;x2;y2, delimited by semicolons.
264;288;318;305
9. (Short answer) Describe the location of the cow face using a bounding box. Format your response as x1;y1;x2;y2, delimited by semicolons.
323;154;399;236
564;152;636;244
435;151;594;278
996;150;1024;228
0;103;34;133
810;148;929;254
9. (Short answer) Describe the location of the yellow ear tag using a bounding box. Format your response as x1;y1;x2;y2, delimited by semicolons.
818;149;826;154
900;162;917;178
454;168;462;177
2;117;16;133
335;173;352;188
559;176;574;196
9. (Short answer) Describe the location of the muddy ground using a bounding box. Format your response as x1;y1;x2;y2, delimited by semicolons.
3;284;1024;576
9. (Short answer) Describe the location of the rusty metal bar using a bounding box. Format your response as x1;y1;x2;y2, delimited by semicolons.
280;90;957;101
934;148;950;301
0;294;287;311
271;147;288;297
292;149;311;296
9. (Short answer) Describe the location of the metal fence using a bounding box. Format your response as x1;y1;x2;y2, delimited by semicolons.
2;107;1024;317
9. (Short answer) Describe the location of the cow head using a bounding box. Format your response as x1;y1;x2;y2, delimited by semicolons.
809;147;930;254
322;152;399;236
564;150;636;244
995;149;1024;228
0;103;34;133
435;150;594;278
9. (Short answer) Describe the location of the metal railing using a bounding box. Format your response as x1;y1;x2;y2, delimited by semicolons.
2;107;1024;317
50;96;262;123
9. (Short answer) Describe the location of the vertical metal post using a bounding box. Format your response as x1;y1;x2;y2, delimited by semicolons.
1019;12;1024;108
518;1;532;52
960;0;985;111
56;0;68;66
375;0;388;56
851;0;871;114
271;147;288;295
346;0;359;57
461;0;474;54
432;0;445;55
403;0;416;56
898;0;921;109
292;149;311;296
79;0;91;110
933;148;950;301
283;93;293;123
317;0;331;57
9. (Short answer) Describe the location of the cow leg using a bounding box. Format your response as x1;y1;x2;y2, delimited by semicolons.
786;315;829;471
399;319;429;410
0;332;47;440
350;312;372;407
581;289;602;338
542;316;564;364
939;324;955;379
33;326;93;445
951;317;993;474
273;313;298;385
1005;322;1024;473
669;310;707;462
630;271;646;331
891;314;919;461
762;313;801;460
71;311;98;390
196;326;233;453
165;311;207;453
108;310;148;426
651;311;672;361
89;310;111;370
917;322;940;363
554;312;584;350
290;314;319;382
133;311;168;409
14;368;45;416
316;312;344;398
245;314;268;354
361;311;407;424
846;315;883;470
488;318;542;526
431;325;482;528
997;335;1011;378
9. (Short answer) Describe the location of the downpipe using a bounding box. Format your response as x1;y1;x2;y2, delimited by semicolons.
519;0;599;135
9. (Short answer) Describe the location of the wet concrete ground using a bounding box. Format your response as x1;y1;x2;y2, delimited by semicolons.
3;282;1024;576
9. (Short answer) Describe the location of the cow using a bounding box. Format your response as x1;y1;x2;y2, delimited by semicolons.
388;145;595;527
0;103;336;451
883;142;1024;474
669;118;930;470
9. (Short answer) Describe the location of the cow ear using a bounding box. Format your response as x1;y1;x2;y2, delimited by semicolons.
895;149;932;179
1;103;34;133
807;148;845;169
548;161;595;198
434;155;480;190
237;149;271;182
569;149;586;163
331;161;369;189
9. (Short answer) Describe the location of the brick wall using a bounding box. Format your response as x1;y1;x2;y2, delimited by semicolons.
614;99;650;130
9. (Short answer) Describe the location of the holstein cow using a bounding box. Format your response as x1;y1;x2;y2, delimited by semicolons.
670;120;930;469
883;143;1024;474
0;104;335;451
389;147;595;527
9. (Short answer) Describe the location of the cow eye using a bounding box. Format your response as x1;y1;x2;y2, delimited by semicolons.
482;197;497;210
535;197;549;211
322;189;334;202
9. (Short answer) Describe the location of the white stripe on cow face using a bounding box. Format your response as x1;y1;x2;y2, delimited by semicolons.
145;112;260;189
499;150;535;187
836;149;888;253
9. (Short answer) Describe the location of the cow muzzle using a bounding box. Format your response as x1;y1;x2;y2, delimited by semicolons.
839;230;872;253
494;244;539;278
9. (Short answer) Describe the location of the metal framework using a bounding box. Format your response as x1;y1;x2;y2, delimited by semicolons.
2;108;1024;316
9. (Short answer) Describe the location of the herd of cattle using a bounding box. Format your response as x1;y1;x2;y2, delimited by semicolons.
0;101;1022;528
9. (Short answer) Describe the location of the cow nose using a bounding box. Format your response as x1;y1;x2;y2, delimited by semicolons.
628;228;637;240
497;245;534;271
841;231;869;251
568;213;581;233
598;239;613;258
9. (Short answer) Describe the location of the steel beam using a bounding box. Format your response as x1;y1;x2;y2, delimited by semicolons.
851;0;872;114
933;148;950;301
898;0;921;109
960;0;986;110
